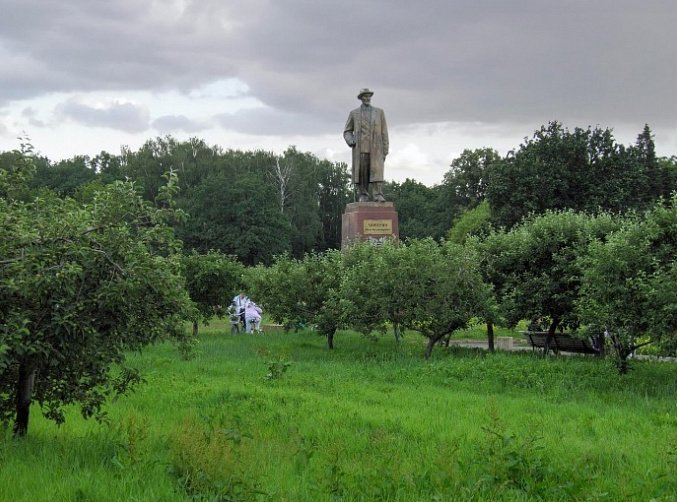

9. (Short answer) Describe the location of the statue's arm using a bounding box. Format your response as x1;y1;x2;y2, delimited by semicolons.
343;112;356;147
381;110;389;156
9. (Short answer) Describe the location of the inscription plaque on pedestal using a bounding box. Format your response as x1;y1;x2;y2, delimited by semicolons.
363;219;392;235
341;202;399;248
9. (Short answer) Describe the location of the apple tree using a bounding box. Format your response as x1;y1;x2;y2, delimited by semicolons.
578;196;677;372
1;155;194;436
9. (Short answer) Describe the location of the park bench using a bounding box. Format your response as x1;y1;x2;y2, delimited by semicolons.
521;331;600;355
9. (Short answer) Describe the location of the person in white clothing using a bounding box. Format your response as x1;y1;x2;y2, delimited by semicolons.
244;301;262;334
232;291;249;329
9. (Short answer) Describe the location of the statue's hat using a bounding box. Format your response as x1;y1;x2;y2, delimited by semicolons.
357;88;374;99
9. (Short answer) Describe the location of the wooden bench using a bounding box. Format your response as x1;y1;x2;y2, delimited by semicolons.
521;331;600;355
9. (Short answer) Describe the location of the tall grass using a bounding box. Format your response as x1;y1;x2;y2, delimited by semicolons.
1;328;675;501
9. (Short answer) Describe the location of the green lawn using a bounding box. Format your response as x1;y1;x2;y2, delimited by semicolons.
1;328;676;501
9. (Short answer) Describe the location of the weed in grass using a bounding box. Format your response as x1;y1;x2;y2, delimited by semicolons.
292;434;319;474
168;417;264;501
668;435;677;472
72;487;96;501
322;450;345;498
108;411;150;469
470;399;569;499
196;407;253;446
257;347;292;381
428;437;463;495
177;334;198;361
0;427;8;467
651;410;677;429
265;358;292;381
647;434;677;500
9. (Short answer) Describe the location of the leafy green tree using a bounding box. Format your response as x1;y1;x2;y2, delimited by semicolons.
578;196;677;372
90;150;125;184
119;137;230;200
247;250;344;348
478;210;621;354
0;142;38;202
447;201;498;350
387;150;500;241
447;200;492;244
177;171;291;265
486;122;667;229
340;241;410;342
305;251;348;349
275;148;323;257
30;156;98;196
633;124;669;203
0;156;194;436
1;150;45;191
119;136;182;201
341;239;493;358
175;172;237;253
181;250;244;336
442;148;501;210
245;255;305;329
658;156;677;195
226;173;292;265
317;161;351;251
386;179;448;240
172;138;224;192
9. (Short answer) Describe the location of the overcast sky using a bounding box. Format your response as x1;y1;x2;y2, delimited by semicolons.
1;0;676;186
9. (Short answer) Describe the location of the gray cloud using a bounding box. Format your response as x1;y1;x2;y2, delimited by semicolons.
215;107;335;136
21;107;45;127
56;98;150;132
1;0;676;131
152;114;210;134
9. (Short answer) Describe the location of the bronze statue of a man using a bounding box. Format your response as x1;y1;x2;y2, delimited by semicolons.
343;88;389;202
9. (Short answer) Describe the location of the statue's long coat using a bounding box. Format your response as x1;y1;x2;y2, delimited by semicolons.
343;106;389;183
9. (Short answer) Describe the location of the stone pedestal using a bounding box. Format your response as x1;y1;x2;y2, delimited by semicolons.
341;202;399;249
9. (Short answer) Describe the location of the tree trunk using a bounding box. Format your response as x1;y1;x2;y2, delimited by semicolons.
425;337;438;359
393;323;402;343
487;320;495;353
612;339;631;374
616;355;630;375
327;330;334;350
192;321;199;338
14;362;36;437
607;330;633;375
594;332;605;358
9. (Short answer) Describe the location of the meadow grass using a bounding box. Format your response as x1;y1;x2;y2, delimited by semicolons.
1;327;676;501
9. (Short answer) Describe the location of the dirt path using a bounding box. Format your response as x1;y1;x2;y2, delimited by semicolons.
448;338;676;361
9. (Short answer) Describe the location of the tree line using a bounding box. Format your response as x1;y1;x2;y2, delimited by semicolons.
2;138;353;264
2;122;674;266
